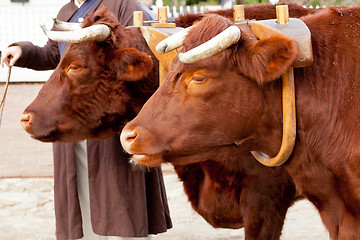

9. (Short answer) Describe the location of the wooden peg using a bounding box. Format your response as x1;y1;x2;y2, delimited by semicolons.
158;7;168;24
153;7;176;28
133;11;143;27
233;5;245;23
276;5;289;25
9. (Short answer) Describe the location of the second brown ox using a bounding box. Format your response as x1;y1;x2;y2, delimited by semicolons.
121;7;360;240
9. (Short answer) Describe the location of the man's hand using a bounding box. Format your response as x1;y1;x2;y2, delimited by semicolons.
1;46;22;67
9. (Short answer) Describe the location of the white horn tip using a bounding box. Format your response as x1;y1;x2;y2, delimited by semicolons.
156;41;168;54
178;53;191;63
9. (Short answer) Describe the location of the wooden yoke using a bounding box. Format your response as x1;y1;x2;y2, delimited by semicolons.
133;8;179;85
248;5;312;167
248;12;313;67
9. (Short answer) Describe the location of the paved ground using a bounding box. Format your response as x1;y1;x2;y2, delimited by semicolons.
0;83;53;178
0;83;329;239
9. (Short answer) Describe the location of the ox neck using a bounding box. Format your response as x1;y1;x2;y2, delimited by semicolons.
252;83;284;158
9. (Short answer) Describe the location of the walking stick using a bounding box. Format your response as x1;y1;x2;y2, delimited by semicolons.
0;57;12;126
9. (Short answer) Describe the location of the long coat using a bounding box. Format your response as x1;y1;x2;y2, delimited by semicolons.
13;1;172;239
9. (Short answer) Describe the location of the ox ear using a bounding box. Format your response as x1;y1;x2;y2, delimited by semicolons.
110;48;153;81
234;35;298;85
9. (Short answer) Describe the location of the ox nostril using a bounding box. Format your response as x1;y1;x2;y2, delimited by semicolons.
123;130;137;142
120;127;138;153
126;132;137;141
20;113;32;130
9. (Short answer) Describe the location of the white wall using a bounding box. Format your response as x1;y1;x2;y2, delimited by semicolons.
0;0;69;82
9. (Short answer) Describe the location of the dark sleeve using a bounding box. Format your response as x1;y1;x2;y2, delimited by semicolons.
11;39;60;70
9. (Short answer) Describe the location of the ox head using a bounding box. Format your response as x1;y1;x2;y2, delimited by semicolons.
120;14;298;167
21;8;158;142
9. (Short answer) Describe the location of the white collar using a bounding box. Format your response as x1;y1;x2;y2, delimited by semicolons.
74;0;86;8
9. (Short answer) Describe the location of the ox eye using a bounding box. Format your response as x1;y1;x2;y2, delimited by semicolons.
66;64;82;74
191;75;206;83
69;66;80;71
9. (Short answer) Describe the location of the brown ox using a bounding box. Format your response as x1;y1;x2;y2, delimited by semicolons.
121;7;360;240
21;6;312;240
21;10;158;142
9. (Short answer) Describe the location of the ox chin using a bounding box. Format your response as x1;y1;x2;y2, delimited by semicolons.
30;130;58;142
130;153;165;167
128;144;243;167
21;119;59;142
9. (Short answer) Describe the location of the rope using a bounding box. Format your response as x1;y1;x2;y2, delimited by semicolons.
0;63;12;126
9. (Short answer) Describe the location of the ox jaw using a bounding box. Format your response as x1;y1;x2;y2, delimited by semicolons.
129;153;165;167
27;129;58;142
128;143;245;168
26;126;58;142
120;124;248;166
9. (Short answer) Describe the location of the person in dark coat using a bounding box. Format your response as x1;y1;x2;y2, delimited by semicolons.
1;1;172;239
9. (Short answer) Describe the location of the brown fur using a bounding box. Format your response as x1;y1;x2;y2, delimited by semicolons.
174;158;298;239
123;7;360;240
23;5;314;240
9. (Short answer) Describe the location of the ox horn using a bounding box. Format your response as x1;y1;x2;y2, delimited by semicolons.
156;26;194;54
52;18;83;31
178;25;241;64
40;24;110;43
